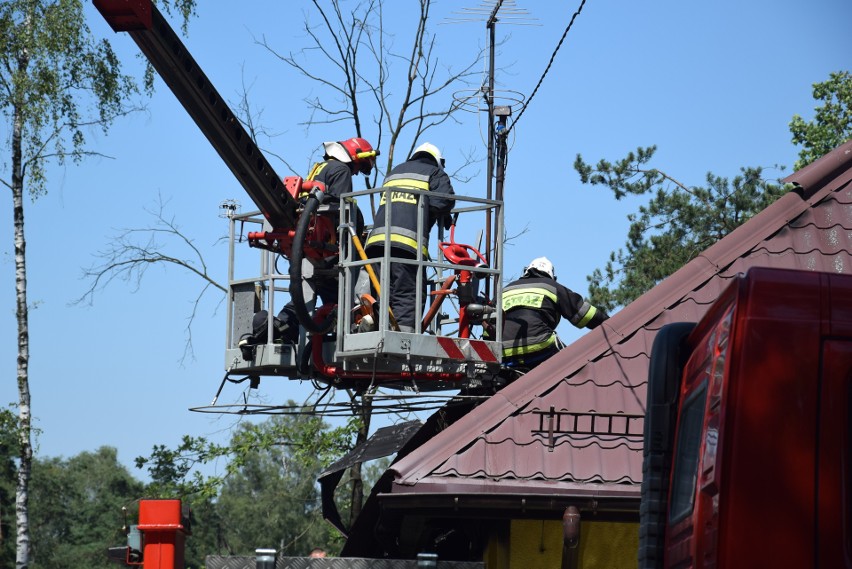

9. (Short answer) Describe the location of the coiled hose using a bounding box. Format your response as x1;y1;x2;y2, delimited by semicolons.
289;192;336;335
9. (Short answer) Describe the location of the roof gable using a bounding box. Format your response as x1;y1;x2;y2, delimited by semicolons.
390;141;852;497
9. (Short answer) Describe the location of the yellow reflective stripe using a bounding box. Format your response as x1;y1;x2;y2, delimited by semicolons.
503;334;557;357
355;150;376;160
306;162;326;181
576;305;597;328
502;287;558;310
384;178;430;191
365;233;428;255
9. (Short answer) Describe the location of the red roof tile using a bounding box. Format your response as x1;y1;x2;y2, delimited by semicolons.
389;141;852;500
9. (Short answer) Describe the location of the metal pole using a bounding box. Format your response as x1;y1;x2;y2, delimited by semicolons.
255;548;276;569
494;111;510;284
484;11;497;300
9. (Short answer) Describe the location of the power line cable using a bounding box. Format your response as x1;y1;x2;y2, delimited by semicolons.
506;0;587;136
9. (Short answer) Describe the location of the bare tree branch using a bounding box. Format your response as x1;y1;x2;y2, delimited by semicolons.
258;0;483;177
232;67;301;176
74;193;226;362
246;0;488;527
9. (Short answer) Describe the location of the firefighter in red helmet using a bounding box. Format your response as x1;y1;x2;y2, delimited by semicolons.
244;137;378;348
310;137;378;190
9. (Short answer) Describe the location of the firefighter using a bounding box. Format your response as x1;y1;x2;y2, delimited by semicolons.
243;138;377;350
360;142;455;333
309;138;377;200
501;257;608;371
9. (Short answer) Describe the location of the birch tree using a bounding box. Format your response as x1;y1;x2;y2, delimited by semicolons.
0;1;193;566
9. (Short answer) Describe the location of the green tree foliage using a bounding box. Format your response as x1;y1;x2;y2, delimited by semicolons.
182;498;223;569
0;408;18;568
4;412;382;568
0;2;194;566
574;146;785;310
790;71;852;170
135;409;359;562
575;71;852;311
215;420;329;557
28;447;144;569
0;0;136;193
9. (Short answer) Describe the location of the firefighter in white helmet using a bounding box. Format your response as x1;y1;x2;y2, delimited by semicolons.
361;142;455;332
501;257;609;371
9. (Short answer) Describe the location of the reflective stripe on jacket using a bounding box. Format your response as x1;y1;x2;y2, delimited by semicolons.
501;275;607;358
366;156;455;257
306;159;352;198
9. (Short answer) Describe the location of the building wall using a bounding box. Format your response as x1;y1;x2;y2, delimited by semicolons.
483;521;510;569
506;520;637;569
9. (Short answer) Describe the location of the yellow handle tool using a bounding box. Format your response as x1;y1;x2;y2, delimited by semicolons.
344;224;400;331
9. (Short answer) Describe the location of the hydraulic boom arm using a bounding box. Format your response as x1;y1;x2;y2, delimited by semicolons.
92;0;298;229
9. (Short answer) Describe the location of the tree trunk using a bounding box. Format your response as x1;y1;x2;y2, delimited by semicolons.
348;396;373;525
12;104;32;569
12;102;32;569
11;27;32;563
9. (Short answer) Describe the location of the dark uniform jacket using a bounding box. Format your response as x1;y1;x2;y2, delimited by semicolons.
365;156;455;256
307;159;353;199
501;275;607;358
307;158;365;235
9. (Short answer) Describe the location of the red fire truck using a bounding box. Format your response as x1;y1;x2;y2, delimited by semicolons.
641;266;852;568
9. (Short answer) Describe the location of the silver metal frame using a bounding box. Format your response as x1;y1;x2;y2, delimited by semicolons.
222;185;505;387
335;186;503;378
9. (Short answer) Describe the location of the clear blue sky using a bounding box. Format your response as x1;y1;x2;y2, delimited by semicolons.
1;0;850;478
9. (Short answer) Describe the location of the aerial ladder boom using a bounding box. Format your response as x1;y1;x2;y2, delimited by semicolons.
93;0;506;396
92;0;298;230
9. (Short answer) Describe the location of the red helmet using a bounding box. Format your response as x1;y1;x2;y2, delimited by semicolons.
339;137;378;175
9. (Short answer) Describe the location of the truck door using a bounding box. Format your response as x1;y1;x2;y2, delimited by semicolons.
818;340;852;568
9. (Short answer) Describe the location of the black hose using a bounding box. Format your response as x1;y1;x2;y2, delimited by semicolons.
289;194;336;334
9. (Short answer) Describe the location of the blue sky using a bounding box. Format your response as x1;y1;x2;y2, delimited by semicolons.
1;0;850;478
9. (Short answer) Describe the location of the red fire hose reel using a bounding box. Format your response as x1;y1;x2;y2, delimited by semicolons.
247;176;337;261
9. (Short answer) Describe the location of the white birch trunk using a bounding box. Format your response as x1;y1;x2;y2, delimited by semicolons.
12;6;33;567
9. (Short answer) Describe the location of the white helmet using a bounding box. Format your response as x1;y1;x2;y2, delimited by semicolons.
411;142;445;168
322;141;352;163
524;257;556;280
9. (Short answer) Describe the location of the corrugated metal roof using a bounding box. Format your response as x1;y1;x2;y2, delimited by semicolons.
389;140;852;500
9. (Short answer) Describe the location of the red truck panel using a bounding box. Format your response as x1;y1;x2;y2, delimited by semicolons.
818;340;852;567
665;268;852;568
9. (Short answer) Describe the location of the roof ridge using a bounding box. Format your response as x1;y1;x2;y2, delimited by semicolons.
784;140;852;197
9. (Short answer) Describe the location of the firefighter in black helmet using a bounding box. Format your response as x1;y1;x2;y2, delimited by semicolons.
501;257;608;371
362;142;455;332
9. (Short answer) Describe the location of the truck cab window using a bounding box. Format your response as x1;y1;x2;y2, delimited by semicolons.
669;382;708;523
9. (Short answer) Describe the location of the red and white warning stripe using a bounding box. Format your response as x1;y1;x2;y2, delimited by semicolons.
436;337;499;363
